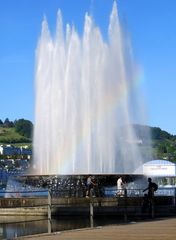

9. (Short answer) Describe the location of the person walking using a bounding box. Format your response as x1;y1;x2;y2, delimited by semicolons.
86;175;96;198
143;177;158;200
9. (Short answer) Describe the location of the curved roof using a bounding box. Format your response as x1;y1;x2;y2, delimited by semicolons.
143;160;175;166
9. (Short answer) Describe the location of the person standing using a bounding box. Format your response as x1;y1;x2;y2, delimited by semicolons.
143;177;158;218
117;176;125;196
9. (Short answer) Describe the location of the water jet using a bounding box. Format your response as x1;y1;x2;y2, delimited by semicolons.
33;2;150;175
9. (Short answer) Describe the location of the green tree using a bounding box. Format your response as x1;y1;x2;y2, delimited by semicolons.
14;119;33;138
3;118;14;128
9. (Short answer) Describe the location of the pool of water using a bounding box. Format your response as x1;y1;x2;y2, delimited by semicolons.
0;215;127;239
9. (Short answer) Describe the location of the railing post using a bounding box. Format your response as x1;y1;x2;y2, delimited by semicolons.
174;188;176;210
124;188;127;222
90;200;94;228
150;195;155;219
151;200;155;219
48;190;51;234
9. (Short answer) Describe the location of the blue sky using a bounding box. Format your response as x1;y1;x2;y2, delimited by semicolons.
0;0;176;135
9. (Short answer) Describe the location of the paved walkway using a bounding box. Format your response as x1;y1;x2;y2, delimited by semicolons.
18;218;176;240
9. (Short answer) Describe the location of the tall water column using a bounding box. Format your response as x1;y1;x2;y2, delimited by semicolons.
33;2;149;175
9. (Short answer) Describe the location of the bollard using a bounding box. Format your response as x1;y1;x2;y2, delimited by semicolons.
48;190;51;233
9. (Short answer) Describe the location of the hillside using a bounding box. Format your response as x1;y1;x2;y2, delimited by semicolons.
0;127;32;144
0;118;33;145
0;120;176;163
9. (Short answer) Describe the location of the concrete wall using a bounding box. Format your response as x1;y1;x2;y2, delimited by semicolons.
0;196;175;217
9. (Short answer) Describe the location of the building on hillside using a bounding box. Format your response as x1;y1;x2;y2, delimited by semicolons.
20;146;32;156
0;145;32;158
0;145;20;155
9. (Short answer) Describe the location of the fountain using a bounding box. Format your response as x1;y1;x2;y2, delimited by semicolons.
33;2;150;175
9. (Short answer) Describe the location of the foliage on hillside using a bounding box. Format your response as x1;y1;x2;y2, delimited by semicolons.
0;118;33;144
14;119;33;138
133;124;176;141
0;127;32;144
133;124;176;163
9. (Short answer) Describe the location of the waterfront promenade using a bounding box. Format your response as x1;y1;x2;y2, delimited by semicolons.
18;218;176;240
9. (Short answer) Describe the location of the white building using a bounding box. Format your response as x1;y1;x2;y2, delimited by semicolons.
142;159;176;177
